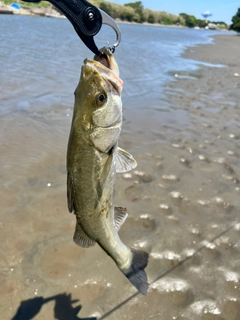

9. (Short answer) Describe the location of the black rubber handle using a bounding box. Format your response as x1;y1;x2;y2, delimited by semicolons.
22;0;103;54
50;0;102;37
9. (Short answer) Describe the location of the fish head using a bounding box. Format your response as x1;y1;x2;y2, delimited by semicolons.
76;47;123;130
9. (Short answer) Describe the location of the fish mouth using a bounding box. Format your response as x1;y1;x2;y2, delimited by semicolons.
94;47;119;76
96;53;109;68
84;47;123;94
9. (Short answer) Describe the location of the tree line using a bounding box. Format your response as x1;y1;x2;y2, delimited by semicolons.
90;1;228;28
94;1;238;32
91;1;184;25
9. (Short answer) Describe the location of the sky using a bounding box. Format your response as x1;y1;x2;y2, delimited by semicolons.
111;0;240;24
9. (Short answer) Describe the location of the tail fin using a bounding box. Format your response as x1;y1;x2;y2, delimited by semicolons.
121;249;149;295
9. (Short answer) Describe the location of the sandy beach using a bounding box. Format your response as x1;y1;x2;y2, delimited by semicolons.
1;25;240;320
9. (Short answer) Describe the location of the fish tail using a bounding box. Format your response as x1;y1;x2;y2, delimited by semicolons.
121;248;149;295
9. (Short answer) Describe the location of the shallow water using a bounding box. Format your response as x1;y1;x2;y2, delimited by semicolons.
0;15;239;320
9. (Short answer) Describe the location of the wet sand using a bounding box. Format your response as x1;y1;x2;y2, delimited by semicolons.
1;33;240;320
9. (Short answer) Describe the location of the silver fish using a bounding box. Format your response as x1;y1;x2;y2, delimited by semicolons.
67;47;148;295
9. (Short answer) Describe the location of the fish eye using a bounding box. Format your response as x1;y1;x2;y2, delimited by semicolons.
98;94;105;102
95;92;107;106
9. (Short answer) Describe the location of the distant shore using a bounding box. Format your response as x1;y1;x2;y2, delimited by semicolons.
0;7;182;27
0;7;184;28
0;4;62;17
0;5;230;31
115;18;186;28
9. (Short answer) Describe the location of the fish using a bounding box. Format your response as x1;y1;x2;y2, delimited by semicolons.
66;47;149;295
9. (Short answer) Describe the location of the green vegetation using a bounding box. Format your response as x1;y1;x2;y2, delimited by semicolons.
21;1;51;8
180;13;198;28
124;1;144;22
2;0;51;8
98;1;184;24
94;1;226;28
179;12;228;29
230;8;240;32
2;0;228;28
179;13;209;28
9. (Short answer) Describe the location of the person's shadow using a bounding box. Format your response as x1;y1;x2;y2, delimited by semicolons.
11;292;97;320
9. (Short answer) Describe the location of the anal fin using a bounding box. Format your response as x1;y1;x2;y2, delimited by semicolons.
73;223;96;248
114;207;128;231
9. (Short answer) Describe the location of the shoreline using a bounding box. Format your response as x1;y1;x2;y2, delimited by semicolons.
177;33;240;95
183;33;240;65
164;33;240;100
115;18;186;28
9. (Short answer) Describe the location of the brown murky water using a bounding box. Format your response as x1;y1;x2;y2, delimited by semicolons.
0;15;239;320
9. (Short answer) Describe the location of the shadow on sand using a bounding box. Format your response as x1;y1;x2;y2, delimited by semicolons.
11;292;97;320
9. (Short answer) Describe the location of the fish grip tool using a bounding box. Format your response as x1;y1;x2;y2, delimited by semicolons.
22;0;121;55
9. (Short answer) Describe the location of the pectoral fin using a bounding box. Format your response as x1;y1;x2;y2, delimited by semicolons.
114;206;128;231
73;223;96;248
116;147;137;173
